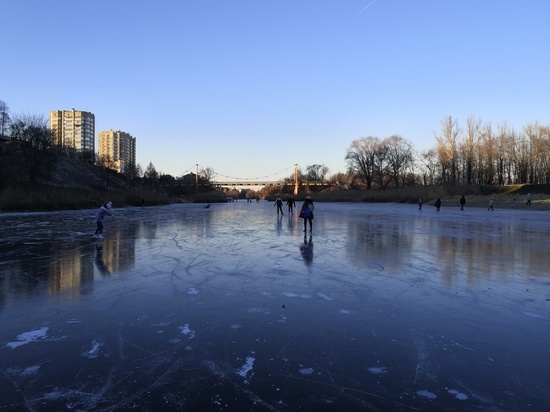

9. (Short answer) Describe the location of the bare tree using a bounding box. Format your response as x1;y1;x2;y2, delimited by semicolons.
435;116;461;185
495;122;514;185
124;160;142;186
305;164;329;183
523;122;549;184
97;152;116;171
345;136;381;190
202;166;215;182
384;135;413;187
462;115;481;185
0;100;10;138
144;161;159;182
9;113;55;183
513;132;530;184
418;149;440;186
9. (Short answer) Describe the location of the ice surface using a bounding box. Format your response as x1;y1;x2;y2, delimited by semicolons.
1;202;550;410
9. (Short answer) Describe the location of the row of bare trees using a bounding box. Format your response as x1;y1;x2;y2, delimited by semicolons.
346;116;549;189
424;116;549;186
345;135;414;189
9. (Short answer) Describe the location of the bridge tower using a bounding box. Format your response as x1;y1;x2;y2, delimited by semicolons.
293;164;299;195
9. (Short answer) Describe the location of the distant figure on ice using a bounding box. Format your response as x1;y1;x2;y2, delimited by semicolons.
434;198;441;211
286;197;296;215
300;196;315;233
526;193;532;206
274;196;284;215
94;201;114;239
418;198;423;210
488;197;495;211
205;203;211;208
460;195;466;211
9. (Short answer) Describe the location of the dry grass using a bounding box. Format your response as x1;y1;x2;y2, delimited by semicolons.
0;185;170;211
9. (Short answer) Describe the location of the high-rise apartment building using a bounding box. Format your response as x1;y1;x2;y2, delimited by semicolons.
50;109;95;153
98;130;136;173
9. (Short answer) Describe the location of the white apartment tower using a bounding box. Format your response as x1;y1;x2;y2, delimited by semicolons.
98;130;136;173
50;109;95;153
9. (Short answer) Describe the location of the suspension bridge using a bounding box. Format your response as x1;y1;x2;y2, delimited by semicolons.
174;164;331;195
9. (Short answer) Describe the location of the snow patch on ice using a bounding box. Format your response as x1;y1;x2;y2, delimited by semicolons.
82;340;102;359
22;365;41;376
6;327;49;349
283;292;311;299
247;307;269;314
187;288;199;295
180;324;196;339
340;309;351;314
230;323;242;329
236;356;255;378
417;390;437;399
521;311;545;319
299;367;314;375
368;366;387;375
448;389;468;400
316;292;332;301
7;365;41;377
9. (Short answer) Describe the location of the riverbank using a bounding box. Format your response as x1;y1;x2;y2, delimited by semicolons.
1;183;548;212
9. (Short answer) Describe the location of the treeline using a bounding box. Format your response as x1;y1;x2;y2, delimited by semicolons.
345;116;549;189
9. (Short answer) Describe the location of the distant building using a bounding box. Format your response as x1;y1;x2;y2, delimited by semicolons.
50;109;95;153
98;130;136;173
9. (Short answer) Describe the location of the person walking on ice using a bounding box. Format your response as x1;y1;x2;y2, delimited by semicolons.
286;197;296;215
299;196;315;233
434;198;441;211
274;196;284;215
94;201;114;239
488;197;495;211
526;193;532;206
460;195;466;211
418;198;423;210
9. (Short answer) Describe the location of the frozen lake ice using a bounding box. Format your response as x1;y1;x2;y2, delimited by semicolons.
1;201;549;411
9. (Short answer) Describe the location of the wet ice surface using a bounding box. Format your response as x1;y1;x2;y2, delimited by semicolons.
1;202;549;411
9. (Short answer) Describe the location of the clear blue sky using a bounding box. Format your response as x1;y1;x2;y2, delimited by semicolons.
2;0;549;181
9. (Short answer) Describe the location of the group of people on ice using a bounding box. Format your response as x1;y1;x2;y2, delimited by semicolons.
274;195;314;233
418;192;534;212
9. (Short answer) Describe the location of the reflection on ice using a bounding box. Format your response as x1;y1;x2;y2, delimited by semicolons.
1;202;550;410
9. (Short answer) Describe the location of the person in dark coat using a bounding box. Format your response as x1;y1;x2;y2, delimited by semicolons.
286;197;296;215
300;196;315;233
434;198;441;211
460;195;466;211
274;196;284;215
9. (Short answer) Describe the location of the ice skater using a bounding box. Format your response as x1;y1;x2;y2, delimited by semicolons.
274;196;284;215
488;197;495;211
286;197;296;215
434;198;441;211
94;201;114;239
418;198;423;210
300;196;314;233
526;193;532;206
460;195;466;211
